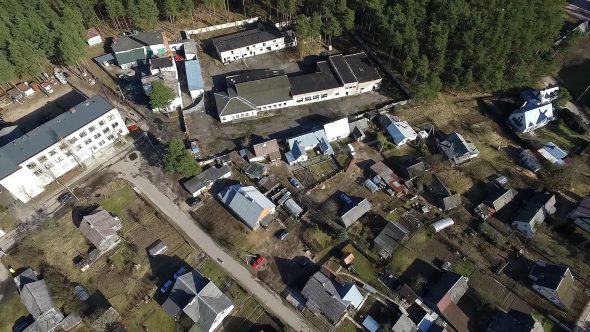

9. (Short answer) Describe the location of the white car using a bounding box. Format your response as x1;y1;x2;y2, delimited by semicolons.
348;144;356;156
54;72;67;84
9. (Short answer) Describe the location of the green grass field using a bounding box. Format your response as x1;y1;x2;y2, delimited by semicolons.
124;301;175;332
531;119;587;150
0;291;29;332
337;317;362;332
452;259;476;277
390;228;433;274
100;186;136;215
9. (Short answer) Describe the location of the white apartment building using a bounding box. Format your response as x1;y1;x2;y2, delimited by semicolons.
0;96;128;203
214;52;382;123
212;23;296;64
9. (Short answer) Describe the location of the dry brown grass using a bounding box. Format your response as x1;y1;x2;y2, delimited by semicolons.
437;169;473;194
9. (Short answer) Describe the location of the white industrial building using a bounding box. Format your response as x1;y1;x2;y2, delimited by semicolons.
0;96;128;203
215;52;382;123
212;23;296;64
323;118;351;142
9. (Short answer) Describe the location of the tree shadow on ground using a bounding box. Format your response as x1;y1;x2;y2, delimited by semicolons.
274;255;317;289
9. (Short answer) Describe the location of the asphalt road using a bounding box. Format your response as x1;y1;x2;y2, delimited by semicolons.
111;159;314;332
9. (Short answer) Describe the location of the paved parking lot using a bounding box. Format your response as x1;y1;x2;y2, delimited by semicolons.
186;89;391;155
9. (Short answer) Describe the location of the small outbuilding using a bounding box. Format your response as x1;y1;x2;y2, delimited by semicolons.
147;240;168;257
86;27;103;46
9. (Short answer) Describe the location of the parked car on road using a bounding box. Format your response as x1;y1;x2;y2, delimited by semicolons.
57;192;74;205
276;229;289;240
289;177;302;189
186;197;201;207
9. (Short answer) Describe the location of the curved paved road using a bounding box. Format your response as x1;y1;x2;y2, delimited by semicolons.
111;162;313;332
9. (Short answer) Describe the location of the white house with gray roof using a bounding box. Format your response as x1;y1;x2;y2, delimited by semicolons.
215;52;381;123
14;268;64;332
285;129;334;165
0;96;128;203
162;270;234;332
509;87;559;133
212;23;296;64
217;184;276;230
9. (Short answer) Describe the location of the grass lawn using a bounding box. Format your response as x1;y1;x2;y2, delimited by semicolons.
390;228;433;275
198;258;248;303
337;317;362;332
342;244;383;290
305;226;335;254
0;209;17;231
528;119;587;150
452;259;476;277
0;290;29;332
124;300;175;332
531;310;564;332
199;259;226;285
100;185;136;215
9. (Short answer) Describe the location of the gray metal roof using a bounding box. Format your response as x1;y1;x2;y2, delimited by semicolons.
20;280;56;319
287;129;330;150
212;25;284;53
79;209;121;249
214;90;257;117
340;198;372;228
301;271;348;323
217;184;275;230
183;165;231;195
0;95;115;179
374;221;409;258
162;271;233;331
185;59;204;92
111;31;164;53
234;75;292;106
14;268;38;291
282;197;304;217
437;132;479;163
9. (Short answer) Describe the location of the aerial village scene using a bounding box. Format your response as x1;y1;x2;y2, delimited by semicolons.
0;0;590;332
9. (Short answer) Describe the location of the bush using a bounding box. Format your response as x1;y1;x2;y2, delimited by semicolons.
560;108;588;135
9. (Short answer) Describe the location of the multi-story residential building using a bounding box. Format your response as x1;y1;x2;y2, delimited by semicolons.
0;96;128;203
212;23;296;64
214;52;382;123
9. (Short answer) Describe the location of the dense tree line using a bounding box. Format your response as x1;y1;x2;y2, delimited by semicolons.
0;0;565;98
0;0;89;81
351;0;564;98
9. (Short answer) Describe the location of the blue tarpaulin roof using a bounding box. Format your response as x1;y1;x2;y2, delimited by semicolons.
185;59;204;92
362;315;379;332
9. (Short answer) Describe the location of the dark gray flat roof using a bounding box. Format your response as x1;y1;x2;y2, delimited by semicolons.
343;53;382;83
212;26;284;53
0;96;115;179
329;54;357;84
111;31;164;53
288;62;341;95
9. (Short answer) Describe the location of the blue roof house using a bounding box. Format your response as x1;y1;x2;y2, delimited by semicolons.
537;142;567;165
285;129;334;165
185;59;204;101
386;120;418;146
362;315;379;332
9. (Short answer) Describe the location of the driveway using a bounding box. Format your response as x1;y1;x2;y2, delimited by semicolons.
110;158;314;332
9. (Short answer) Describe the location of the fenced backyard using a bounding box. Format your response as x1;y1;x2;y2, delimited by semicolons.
291;155;341;189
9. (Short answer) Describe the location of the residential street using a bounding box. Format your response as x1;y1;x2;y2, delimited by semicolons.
110;157;314;332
